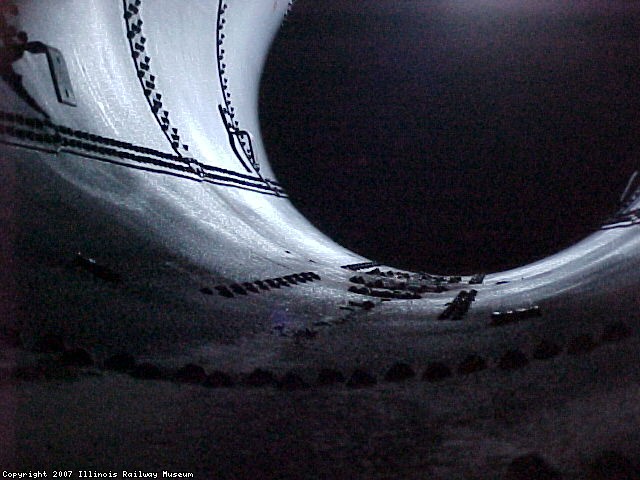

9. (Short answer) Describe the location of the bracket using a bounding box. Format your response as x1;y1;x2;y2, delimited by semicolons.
26;42;76;106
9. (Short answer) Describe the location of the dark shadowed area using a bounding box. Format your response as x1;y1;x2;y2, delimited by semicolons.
260;0;640;274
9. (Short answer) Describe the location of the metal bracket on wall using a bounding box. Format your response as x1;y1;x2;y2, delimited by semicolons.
26;42;76;106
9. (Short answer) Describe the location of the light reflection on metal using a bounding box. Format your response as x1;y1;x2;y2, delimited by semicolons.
218;103;259;174
601;209;640;230
216;0;261;176
0;0;638;302
619;170;638;205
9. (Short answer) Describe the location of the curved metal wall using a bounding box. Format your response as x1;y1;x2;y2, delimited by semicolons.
1;0;639;352
1;3;640;478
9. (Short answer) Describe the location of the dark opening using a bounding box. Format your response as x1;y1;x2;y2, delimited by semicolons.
260;1;640;274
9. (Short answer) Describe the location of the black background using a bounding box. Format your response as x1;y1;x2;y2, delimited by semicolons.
260;1;640;274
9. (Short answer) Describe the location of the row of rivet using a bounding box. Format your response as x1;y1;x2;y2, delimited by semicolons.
204;272;321;298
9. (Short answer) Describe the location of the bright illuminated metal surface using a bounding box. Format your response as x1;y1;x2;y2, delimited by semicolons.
0;2;639;478
1;0;637;325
